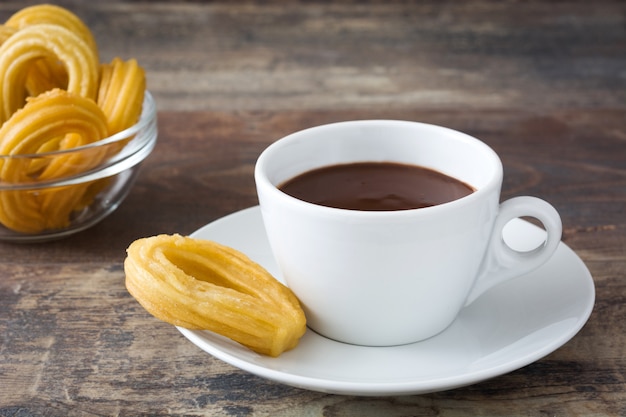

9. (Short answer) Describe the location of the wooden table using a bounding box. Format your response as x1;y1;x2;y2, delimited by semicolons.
1;1;624;415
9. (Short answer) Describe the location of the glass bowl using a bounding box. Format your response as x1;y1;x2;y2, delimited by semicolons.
0;91;157;243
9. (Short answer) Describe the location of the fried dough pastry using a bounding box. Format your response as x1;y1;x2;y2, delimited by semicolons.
0;23;99;123
98;58;146;136
125;234;307;357
4;4;97;98
0;24;69;98
0;89;108;233
0;89;108;179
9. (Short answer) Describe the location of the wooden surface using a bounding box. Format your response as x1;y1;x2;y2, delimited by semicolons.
1;1;625;415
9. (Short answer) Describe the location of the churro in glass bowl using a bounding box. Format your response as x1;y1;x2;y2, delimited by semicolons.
0;91;157;242
0;4;157;242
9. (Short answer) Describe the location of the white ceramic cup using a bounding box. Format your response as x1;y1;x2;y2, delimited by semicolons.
255;120;562;346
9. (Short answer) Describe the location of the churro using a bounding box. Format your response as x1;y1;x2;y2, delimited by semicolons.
98;57;146;135
0;23;99;123
0;89;108;233
125;235;307;357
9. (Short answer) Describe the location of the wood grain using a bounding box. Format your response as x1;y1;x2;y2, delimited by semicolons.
0;1;624;416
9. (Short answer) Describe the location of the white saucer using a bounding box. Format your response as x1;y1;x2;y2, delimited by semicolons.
178;206;595;396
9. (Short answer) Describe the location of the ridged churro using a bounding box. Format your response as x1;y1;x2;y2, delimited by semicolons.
0;23;99;123
125;235;307;357
98;57;146;135
0;89;108;233
3;3;97;98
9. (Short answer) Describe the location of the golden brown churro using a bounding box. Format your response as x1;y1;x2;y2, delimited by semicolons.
125;235;307;357
98;58;146;135
0;89;108;178
0;89;108;233
2;3;96;98
0;23;99;123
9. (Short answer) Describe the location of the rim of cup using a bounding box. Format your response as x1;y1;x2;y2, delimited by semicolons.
255;119;503;219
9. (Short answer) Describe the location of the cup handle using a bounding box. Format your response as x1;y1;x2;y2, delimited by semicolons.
464;196;562;306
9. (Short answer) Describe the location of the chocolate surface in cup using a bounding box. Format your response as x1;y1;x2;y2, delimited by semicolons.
279;162;475;211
